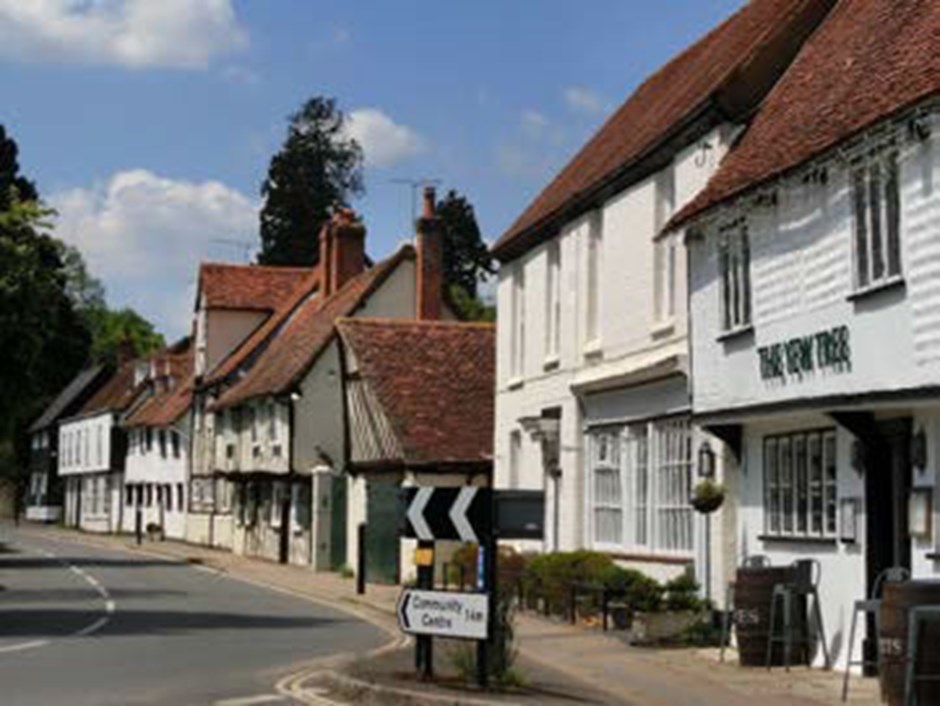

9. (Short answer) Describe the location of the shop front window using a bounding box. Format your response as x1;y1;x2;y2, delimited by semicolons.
764;429;837;538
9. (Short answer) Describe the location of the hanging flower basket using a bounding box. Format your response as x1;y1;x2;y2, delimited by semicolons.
690;480;725;514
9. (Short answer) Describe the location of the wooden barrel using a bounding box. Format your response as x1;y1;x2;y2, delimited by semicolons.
880;581;940;706
734;566;802;666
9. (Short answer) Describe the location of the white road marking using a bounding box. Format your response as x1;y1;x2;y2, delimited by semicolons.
212;695;287;705
0;640;50;654
0;545;117;655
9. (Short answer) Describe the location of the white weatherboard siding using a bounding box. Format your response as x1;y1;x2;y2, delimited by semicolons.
687;108;940;670
494;126;736;596
690;120;940;413
58;412;123;533
123;419;189;540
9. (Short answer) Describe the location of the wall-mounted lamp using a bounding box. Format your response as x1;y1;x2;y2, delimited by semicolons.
694;140;714;168
912;427;928;473
910;117;932;142
698;441;716;479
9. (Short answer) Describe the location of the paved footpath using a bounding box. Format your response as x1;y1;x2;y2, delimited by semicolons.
10;524;881;706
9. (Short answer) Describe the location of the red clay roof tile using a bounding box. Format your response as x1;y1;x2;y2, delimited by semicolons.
198;262;316;311
673;0;940;227
337;318;495;467
491;0;835;261
213;245;416;409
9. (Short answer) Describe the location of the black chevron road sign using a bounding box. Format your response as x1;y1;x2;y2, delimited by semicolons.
401;487;492;543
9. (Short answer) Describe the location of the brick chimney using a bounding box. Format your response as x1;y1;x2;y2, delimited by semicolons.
116;336;136;368
318;220;334;297
330;207;366;293
416;186;443;320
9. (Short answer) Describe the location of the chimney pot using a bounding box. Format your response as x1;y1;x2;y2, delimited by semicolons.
422;186;436;219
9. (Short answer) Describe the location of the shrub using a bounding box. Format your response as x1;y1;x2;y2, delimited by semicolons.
663;572;703;613
447;543;527;592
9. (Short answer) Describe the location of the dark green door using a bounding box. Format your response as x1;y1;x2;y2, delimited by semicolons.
330;474;347;570
365;478;400;584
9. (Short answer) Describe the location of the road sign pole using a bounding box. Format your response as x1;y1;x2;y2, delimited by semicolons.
416;539;434;680
477;503;497;689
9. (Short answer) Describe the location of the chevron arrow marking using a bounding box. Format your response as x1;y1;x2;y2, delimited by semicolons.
449;487;478;543
407;487;433;541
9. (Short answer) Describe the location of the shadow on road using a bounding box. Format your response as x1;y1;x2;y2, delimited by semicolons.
0;556;183;570
0;609;346;638
0;587;188;603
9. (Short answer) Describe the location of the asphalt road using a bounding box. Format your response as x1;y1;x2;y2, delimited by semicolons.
0;527;386;705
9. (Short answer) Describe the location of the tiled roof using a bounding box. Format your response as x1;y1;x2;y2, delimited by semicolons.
197;262;316;311
213;245;416;409
337;319;495;467
491;0;835;261
203;268;321;385
29;365;107;433
77;360;147;416
672;0;940;227
124;350;195;428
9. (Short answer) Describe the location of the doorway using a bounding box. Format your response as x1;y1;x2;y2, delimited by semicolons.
862;418;912;670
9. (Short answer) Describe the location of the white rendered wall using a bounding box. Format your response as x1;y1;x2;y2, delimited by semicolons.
494;127;734;568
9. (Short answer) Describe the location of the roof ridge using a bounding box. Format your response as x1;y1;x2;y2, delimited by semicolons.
337;317;495;330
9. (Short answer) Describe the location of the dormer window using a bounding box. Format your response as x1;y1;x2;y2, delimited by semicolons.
718;220;751;333
852;151;901;291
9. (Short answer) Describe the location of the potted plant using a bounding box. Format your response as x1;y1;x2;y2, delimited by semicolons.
690;479;725;514
632;573;706;645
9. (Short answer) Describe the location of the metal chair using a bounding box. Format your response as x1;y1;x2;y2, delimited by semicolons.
904;605;940;706
720;555;771;662
842;566;910;701
766;559;830;671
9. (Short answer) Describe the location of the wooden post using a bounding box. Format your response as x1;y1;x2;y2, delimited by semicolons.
356;522;366;595
135;504;142;545
416;539;434;680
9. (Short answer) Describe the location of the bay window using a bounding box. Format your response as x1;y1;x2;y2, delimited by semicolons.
589;418;693;554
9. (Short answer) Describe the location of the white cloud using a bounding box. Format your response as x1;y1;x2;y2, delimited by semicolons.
221;64;260;85
0;0;247;69
521;110;549;138
563;86;605;115
51;169;259;339
345;108;426;169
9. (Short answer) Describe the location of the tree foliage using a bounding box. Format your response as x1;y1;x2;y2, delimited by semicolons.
85;307;165;366
258;97;364;266
0;126;163;484
0;192;90;442
436;190;495;321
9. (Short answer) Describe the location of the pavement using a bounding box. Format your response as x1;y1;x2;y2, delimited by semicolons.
4;524;884;706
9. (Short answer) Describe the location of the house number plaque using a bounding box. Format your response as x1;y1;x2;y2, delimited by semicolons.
758;325;851;381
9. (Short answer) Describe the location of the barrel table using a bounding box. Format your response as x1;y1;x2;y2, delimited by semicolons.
880;580;940;706
734;565;807;667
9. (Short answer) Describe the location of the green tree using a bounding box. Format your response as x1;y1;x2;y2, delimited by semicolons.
437;190;495;321
85;307;165;366
258;97;364;266
0;191;91;444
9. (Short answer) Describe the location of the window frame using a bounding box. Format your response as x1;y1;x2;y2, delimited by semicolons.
851;150;903;294
587;417;693;556
590;429;624;549
718;220;752;335
585;212;602;348
544;239;562;362
762;428;838;540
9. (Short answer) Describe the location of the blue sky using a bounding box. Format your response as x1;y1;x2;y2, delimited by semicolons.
0;1;741;339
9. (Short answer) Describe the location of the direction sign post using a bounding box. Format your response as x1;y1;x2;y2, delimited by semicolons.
399;486;543;688
397;589;489;639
